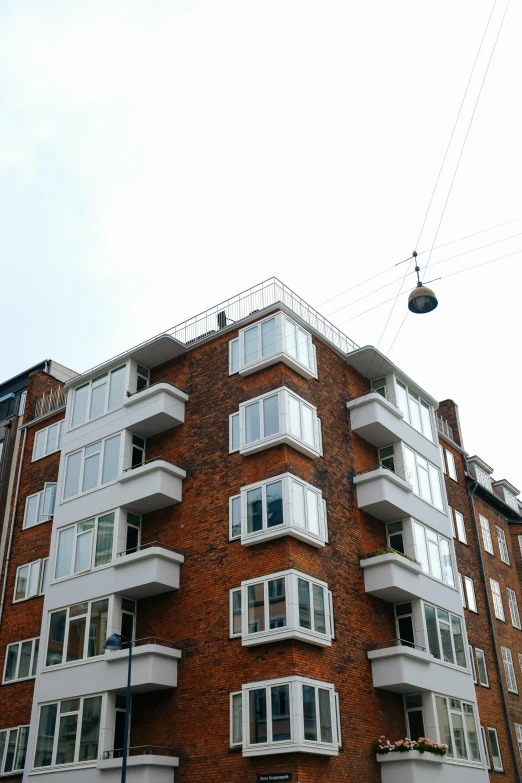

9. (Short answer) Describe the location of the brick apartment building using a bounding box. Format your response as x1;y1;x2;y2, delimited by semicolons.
0;277;520;783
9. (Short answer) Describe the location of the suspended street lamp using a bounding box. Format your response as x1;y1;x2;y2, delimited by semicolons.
408;251;438;314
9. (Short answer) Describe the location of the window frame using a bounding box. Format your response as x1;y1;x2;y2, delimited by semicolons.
468;645;477;683
501;646;518;693
434;695;482;765
480;726;491;769
479;514;494;555
32;420;63;462
230;691;243;746
507;587;521;629
496;525;510;565
53;512;116;582
233;312;317;379
229;588;242;638
411;519;454;586
2;636;39;684
490;578;505;621
453;509;467;544
44;596;111;670
70;364;128;430
13;558;48;602
33;693;103;770
62;432;122;501
463;576;477;612
402;445;444;511
487;727;504;771
445;449;458;481
229;338;239;375
0;724;29;775
229;495;241;540
394;378;434;441
515;723;522;763
476;648;489;686
422;602;467;669
23;483;57;529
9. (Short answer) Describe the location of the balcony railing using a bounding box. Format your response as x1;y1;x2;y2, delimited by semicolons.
123;456;169;473
436;414;454;441
30;386;67;422
102;745;174;760
370;638;426;653
117;541;179;557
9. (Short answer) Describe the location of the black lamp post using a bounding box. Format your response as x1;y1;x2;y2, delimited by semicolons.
104;633;132;783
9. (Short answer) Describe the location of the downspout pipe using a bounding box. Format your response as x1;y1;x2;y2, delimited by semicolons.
468;480;522;781
0;427;26;627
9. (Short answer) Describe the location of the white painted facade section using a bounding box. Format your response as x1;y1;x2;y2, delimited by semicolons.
377;752;488;783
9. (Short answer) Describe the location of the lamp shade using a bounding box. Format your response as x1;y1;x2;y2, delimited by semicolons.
408;284;438;314
104;633;123;651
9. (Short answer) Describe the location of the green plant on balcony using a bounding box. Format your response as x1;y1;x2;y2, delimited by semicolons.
365;548;420;565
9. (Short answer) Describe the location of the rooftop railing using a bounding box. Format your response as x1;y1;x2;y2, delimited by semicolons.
29;386;67;422
436;414;454;441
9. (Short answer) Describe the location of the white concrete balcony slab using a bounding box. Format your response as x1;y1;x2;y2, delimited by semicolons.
368;643;475;700
112;544;184;599
353;467;449;534
377;751;488;783
360;553;463;614
105;640;181;693
98;747;179;783
118;459;186;514
122;383;188;438
347;393;440;463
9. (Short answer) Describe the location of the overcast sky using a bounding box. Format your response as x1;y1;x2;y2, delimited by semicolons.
1;0;520;482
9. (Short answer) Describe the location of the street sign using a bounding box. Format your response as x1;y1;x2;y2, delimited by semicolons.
257;775;292;783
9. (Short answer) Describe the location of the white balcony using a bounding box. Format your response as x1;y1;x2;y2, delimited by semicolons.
368;643;475;700
353;468;448;534
112;544;184;599
98;748;179;783
105;640;181;693
122;383;188;438
118;460;185;514
360;553;462;614
377;751;488;783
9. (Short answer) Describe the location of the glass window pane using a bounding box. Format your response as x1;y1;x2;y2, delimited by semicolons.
318;689;332;743
72;384;89;428
463;709;480;762
79;695;102;761
412;521;429;573
427;533;443;581
284;318;297;358
41;484;57;520
271;685;291;741
288;395;301;439
101;435;120;484
66;616;86;662
231;413;240;451
439;538;454;585
298;579;312;629
396;380;409;422
108;366;126;410
64;451;82;499
302;685;317;741
4;729;17;772
408;391;422;432
297;328;310;367
292;481;306;528
489;729;502;769
46;611;66;666
95;513;115;567
245;402;260;443
244;326;259;365
55;527;75;579
89;378;107;419
429;464;444;510
232;590;242;635
249;688;267;744
74;530;93;573
34;430;47;459
248;584;265;633
88;600;109;658
435;696;453;756
24;494;39;529
230;339;239;374
261;318;276;357
404;447;419;494
407;709;425;742
417;460;431;503
35;703;58;767
18;640;33;679
232;693;242;744
14;725;28;771
313;585;326;634
451;615;466;667
46;423;60;454
266;481;283;527
451;712;468;759
306;490;320;535
32;639;39;676
15;565;29;600
420;401;433;441
477;650;488;684
28;562;40;596
301;405;314;446
82;453;100;492
268;579;286;629
246;488;263;534
263;395;279;438
4;644;19;681
439;621;455;664
231;497;241;538
56;713;78;765
424;604;441;659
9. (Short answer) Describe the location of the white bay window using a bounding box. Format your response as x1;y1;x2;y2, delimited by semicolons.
45;598;109;667
435;695;481;763
412;520;454;585
54;512;115;580
395;379;433;441
34;694;102;769
71;365;127;428
403;445;444;510
423;603;466;667
63;433;121;499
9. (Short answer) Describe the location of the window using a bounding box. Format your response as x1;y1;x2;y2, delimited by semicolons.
120;598;136;644
440;445;447;474
230;692;242;746
487;728;503;771
479;515;493;554
507;588;521;629
453;510;467;544
34;694;102;768
45;598;109;667
403;446;444;510
71;365;127;428
130;435;145;468
501;647;517;693
404;695;425;741
519;535;522;557
386;521;404;553
234;473;327;546
229;338;239;375
423;604;466;667
236;677;339;754
23;483;57;529
371;377;386;398
468;645;477;682
448;506;456;537
63;433;121;499
0;725;29;774
32;420;62;461
497;526;510;564
229;413;240;453
229;496;241;539
412;521;454;585
395;379;433;441
54;513;115;580
435;696;481;763
480;726;491;769
136;365;150;392
232;388;322;458
3;637;39;683
233;571;333;646
378;446;395;472
476;649;489;686
123;513;141;555
515;724;522;762
395;602;415;647
490;579;505;621
445;449;457;481
14;558;47;602
475;464;493;491
464;577;477;612
234;313;316;378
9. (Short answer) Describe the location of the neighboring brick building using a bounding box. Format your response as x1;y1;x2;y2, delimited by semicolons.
0;278;517;783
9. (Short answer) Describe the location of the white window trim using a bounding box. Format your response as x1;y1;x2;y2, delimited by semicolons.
69;364;129;431
496;525;510;565
422;602;467;669
448;506;456;538
62;432;122;502
487;727;504;771
229;588;242;639
230;691;242;746
490;578;505;621
44;596;112;670
476;648;489;687
507;587;521;630
0;724;29;774
22;483;57;529
229;338;239;375
32;420;63;462
433;694;482;766
235;569;333;648
480;726;491;769
2;636;39;684
468;645;477;683
501;646;518;693
394;377;434;442
445;449;458;481
33;693;103;771
402;444;444;512
13;558;48;603
454;509;467;544
515;723;522;763
52;510;117;583
479;514;493;555
229;495;241;540
240;675;340;757
412;519;455;587
236;472;327;548
233;387;323;459
463;576;477;612
229;412;240;454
